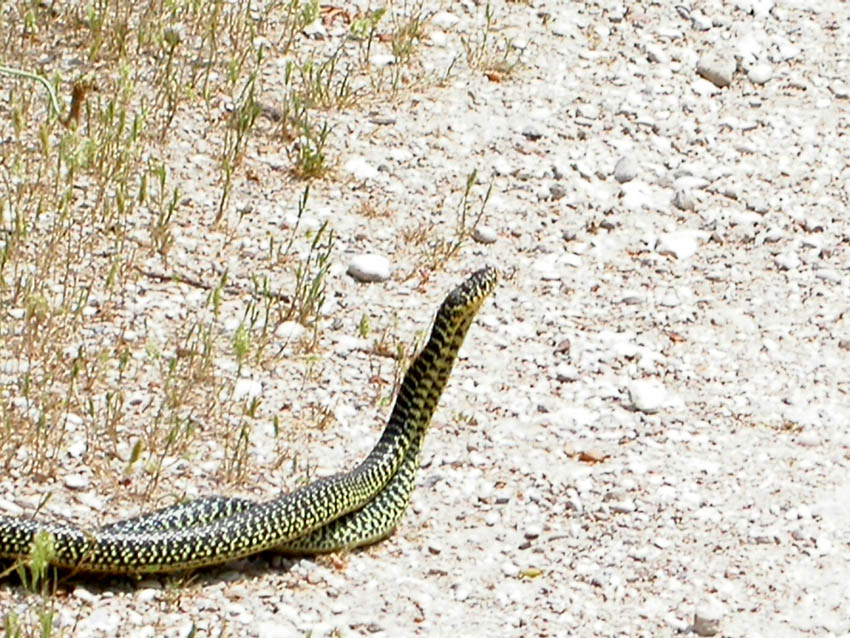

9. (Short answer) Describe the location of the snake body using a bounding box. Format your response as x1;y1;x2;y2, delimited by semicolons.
101;429;422;554
0;267;497;573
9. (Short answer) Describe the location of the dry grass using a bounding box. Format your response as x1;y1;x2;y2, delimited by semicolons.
0;0;511;630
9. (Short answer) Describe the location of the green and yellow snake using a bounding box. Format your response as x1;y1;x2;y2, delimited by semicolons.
0;267;497;573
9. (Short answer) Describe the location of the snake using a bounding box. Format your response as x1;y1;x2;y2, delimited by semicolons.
0;267;498;573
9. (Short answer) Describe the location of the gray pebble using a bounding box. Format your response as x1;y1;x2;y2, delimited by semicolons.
522;126;543;141
501;562;520;577
136;588;159;604
524;523;542;539
815;269;841;284
628;379;668;414
656;231;701;260
549;183;567;200
431;11;459;30
796;431;820;447
347;254;391;282
233;378;262;401
621;291;644;305
693;597;724;636
659;290;681;307
746;196;769;214
370;54;395;68
614;155;639;183
550;20;572;37
492;156;513;176
830;81;850;99
343;156;379;181
673;189;696;211
747;63;773;85
607;4;626;22
645;43;670;64
697;54;736;88
73;586;99;605
610;499;636;514
453;583;471;602
576;104;600;119
275;321;307;340
775;252;800;271
691;12;712;30
801;217;826;232
672;176;710;191
555;363;579;382
64;474;90;490
472;225;498;244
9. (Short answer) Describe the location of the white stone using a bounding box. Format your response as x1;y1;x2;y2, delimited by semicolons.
815;269;841;284
66;438;87;459
431;11;459;30
659;291;681;307
697;54;736;88
614;155;639;183
370;54;395;68
233;378;262;401
501;562;520;577
656;231;701;260
492;156;513;176
472;225;498;244
562;253;582;268
672;176;710;191
748;63;773;84
610;499;636;513
796;431;820;447
555;363;579;382
343;156;379;181
275;321;306;340
776;42;800;62
753;0;774;17
73;586;99;604
775;252;800;271
736;32;762;66
620;180;654;209
511;36;529;51
524;523;542;538
347;254;391;282
64;474;90;490
302;19;326;38
693;596;725;636
831;81;850;99
692;78;721;96
645;43;670;64
576;104;600;119
533;256;561;281
551;20;575;37
628;379;668;414
673;189;696;211
691;12;712;30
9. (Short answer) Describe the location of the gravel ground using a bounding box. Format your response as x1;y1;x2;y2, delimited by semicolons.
2;1;850;636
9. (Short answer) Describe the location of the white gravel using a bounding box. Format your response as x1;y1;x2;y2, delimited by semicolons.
3;1;850;637
347;254;392;283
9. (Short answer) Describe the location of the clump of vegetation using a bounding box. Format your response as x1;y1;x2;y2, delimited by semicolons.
0;0;520;627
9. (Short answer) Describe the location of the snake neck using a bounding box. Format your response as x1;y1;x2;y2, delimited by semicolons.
363;306;479;476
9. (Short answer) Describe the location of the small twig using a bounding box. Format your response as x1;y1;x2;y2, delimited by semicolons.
0;65;61;119
132;265;292;303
